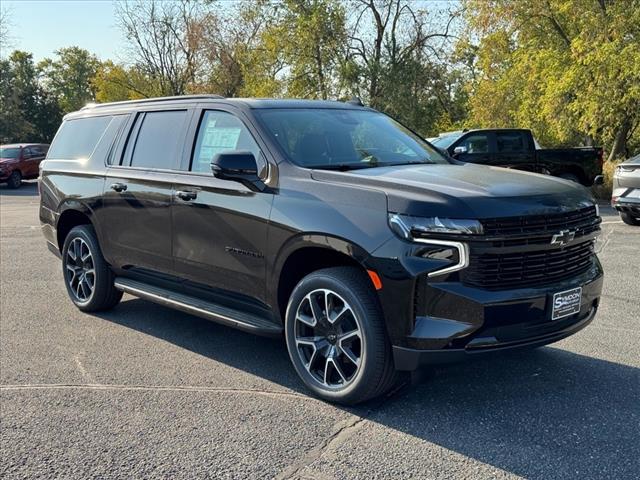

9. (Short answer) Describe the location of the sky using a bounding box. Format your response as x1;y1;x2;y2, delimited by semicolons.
2;0;124;61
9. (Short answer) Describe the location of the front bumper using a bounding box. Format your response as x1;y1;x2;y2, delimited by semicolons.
368;233;603;371
389;266;603;370
393;303;598;370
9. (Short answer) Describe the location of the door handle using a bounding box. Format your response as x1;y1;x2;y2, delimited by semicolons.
110;182;127;193
176;190;197;201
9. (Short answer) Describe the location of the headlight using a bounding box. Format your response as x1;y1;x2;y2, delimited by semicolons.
388;213;483;240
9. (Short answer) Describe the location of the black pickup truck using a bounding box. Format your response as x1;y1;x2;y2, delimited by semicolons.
430;129;603;186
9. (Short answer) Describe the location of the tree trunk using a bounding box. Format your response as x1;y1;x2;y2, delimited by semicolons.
608;118;631;162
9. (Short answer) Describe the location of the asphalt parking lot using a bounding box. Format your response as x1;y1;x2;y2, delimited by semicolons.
1;182;639;479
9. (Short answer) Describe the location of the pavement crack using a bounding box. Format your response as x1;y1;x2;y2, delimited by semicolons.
596;223;616;254
275;415;367;480
73;354;96;384
275;384;409;479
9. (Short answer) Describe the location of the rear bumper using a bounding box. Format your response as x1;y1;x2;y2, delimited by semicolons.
613;196;640;215
393;304;597;370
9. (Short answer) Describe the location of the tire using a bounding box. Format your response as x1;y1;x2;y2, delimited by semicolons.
61;225;123;312
620;211;640;226
285;266;397;405
559;173;580;183
7;171;22;189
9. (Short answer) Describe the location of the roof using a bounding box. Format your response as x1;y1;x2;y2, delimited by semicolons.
229;98;369;109
1;143;48;148
71;95;370;119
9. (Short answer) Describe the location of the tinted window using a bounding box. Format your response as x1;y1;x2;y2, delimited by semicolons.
496;132;527;153
0;147;21;158
48;116;112;159
191;111;262;173
431;134;462;149
459;134;489;154
256;109;447;169
129;110;187;170
26;146;44;157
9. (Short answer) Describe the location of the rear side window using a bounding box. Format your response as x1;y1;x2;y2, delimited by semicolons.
47;116;112;160
496;132;527;153
128;110;188;170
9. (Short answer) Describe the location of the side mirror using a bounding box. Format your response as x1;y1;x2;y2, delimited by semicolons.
593;175;604;186
453;146;468;156
211;151;265;192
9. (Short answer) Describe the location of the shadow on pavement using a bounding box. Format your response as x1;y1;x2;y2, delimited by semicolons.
0;181;39;196
96;297;639;479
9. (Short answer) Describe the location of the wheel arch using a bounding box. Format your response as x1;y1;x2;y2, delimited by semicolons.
554;166;588;185
272;234;373;321
56;203;99;252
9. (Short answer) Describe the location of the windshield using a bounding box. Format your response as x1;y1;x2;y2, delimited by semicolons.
0;148;20;159
256;108;449;170
430;135;461;149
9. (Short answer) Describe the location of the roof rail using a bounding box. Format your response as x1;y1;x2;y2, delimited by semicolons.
81;94;225;110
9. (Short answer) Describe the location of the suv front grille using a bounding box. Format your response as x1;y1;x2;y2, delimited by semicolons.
463;240;595;290
481;206;599;238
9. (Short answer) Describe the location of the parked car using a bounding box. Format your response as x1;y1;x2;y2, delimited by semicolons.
430;129;603;186
0;143;49;188
612;154;640;226
40;96;603;404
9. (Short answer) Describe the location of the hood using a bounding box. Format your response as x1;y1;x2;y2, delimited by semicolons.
311;163;595;219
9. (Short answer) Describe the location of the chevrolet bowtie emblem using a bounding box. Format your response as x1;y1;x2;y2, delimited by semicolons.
550;229;576;246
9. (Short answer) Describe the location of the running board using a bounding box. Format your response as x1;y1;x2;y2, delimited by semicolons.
114;277;282;337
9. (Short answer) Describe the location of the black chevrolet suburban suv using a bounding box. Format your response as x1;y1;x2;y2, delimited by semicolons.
431;128;603;186
40;95;603;404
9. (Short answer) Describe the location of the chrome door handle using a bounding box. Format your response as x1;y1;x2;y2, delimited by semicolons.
176;190;197;201
110;182;127;192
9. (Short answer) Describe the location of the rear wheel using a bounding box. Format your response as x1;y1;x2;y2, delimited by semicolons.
620;211;640;226
62;225;122;311
285;267;397;405
7;171;22;189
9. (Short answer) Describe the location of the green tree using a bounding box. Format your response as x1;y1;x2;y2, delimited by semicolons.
93;61;164;102
342;0;463;135
0;51;61;143
463;0;640;159
268;0;347;99
39;47;100;112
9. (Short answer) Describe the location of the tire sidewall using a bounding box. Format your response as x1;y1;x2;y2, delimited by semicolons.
8;171;22;189
285;271;384;403
62;226;102;309
620;212;640;226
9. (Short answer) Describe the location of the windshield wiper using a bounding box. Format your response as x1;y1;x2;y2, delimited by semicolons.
380;160;432;167
310;164;373;171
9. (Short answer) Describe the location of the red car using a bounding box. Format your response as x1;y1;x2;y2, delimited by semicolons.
0;143;49;188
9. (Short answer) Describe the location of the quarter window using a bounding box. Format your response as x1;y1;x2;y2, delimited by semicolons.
47;116;112;160
191;110;263;174
129;110;188;170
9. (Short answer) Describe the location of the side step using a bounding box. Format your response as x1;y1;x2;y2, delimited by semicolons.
114;277;283;337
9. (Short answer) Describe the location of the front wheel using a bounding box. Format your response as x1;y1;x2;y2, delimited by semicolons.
620;211;640;226
285;267;397;405
62;225;123;312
